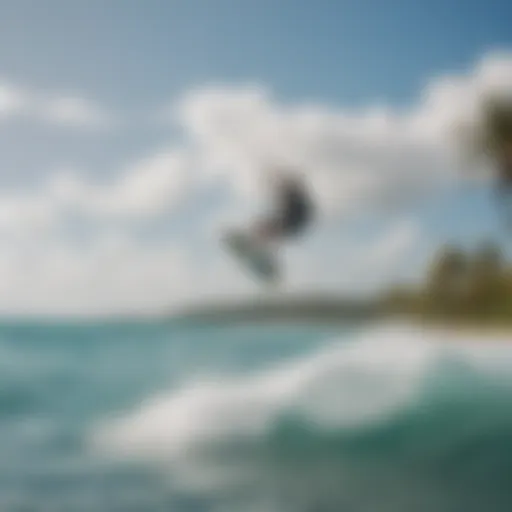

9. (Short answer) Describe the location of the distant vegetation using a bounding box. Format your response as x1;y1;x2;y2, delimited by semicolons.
177;242;512;327
177;295;382;323
383;241;512;326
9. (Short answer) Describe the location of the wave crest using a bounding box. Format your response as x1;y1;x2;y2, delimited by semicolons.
91;324;512;511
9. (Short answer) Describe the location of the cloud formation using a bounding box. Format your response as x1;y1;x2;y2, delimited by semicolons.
0;83;27;116
0;51;511;315
175;51;512;219
0;80;111;128
49;150;192;221
41;96;111;129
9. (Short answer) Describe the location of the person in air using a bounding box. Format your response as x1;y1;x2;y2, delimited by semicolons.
250;168;314;246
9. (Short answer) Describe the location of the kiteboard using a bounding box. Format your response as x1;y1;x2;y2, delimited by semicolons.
222;230;280;285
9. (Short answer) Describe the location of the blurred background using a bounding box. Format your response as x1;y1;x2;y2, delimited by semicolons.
0;1;511;510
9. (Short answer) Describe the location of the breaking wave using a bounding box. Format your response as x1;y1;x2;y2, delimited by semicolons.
92;324;512;512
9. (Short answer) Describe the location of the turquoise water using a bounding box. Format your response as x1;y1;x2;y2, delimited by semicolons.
0;320;511;511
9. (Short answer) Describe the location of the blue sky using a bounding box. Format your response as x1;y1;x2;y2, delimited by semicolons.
0;0;511;315
1;0;511;103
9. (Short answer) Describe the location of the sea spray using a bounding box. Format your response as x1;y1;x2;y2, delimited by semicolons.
91;323;512;511
0;320;510;511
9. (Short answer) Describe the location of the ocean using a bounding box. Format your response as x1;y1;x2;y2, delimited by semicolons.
0;319;511;511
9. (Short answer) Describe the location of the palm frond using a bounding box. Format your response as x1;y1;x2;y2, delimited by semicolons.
453;92;512;167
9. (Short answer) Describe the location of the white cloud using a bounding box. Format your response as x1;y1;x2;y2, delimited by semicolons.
284;218;423;296
0;194;57;237
0;227;254;317
0;79;111;128
40;95;110;128
369;220;420;271
0;235;192;316
0;83;27;117
48;149;192;220
175;86;450;219
0;51;511;315
174;51;512;220
0;146;192;256
410;51;512;149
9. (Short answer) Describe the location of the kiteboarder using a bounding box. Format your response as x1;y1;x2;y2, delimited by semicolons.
250;169;314;245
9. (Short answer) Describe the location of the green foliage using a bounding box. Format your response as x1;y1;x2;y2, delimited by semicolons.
480;94;512;155
458;93;512;162
384;241;512;324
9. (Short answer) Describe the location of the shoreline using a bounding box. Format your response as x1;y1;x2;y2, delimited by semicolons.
404;317;512;341
423;324;512;340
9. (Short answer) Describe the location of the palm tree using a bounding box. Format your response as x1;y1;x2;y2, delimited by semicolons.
466;241;508;319
425;245;468;317
455;93;512;163
454;92;512;226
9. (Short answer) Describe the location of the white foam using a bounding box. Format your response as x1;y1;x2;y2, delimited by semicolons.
90;323;512;475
